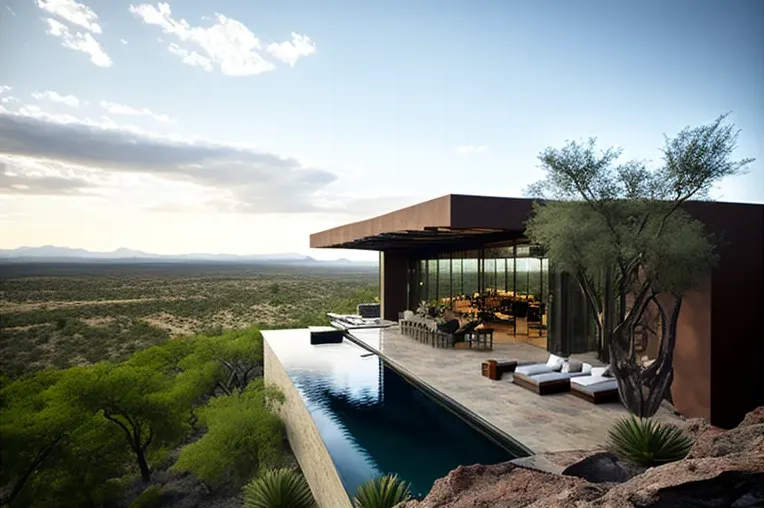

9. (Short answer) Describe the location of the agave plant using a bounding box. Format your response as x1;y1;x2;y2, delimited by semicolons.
354;474;412;508
243;468;315;508
607;415;693;467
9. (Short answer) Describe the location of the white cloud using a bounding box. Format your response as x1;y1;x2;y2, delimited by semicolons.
1;96;19;105
45;18;112;67
121;38;129;44
129;3;315;76
0;86;11;94
168;43;212;72
32;90;80;108
267;33;316;67
99;100;174;123
129;3;274;76
455;145;488;155
37;0;102;33
21;105;43;114
6;6;16;16
266;33;316;67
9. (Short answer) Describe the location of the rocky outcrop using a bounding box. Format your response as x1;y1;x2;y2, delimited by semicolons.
592;454;764;507
397;462;605;508
398;407;764;508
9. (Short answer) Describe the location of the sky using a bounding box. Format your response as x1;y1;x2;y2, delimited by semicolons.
0;0;762;261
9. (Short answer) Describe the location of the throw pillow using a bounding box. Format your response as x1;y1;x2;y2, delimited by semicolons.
561;359;583;373
546;354;565;369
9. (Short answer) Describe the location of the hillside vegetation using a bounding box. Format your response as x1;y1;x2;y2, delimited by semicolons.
0;262;378;378
0;262;378;507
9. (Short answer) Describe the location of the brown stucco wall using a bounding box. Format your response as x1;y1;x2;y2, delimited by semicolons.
380;251;409;320
669;277;713;422
684;202;764;428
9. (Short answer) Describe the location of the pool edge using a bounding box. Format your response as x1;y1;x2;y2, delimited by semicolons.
343;329;536;458
263;337;354;508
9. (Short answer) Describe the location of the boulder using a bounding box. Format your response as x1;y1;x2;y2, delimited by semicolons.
561;452;631;484
591;454;764;507
689;424;764;459
740;406;764;427
397;462;605;508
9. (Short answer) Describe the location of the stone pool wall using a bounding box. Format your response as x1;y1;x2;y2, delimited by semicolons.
263;339;353;508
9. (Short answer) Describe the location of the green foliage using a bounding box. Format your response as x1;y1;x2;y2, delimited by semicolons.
0;328;277;504
188;329;265;395
243;468;315;508
130;485;163;508
608;416;693;467
0;368;131;507
353;474;412;508
0;264;376;504
1;264;378;378
173;380;285;488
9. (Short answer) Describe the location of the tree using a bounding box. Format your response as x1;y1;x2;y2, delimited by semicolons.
0;370;69;506
173;380;285;489
525;114;753;417
189;329;264;396
0;369;130;507
52;362;191;483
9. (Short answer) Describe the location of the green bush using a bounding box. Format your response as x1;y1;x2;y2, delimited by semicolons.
172;381;286;487
243;468;315;508
130;485;163;508
608;415;693;467
353;474;412;508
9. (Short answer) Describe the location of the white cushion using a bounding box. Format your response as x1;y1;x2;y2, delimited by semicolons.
581;363;593;374
546;354;566;369
572;375;611;387
590;367;607;377
516;364;555;376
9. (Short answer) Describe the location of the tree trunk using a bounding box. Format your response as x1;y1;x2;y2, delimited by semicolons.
602;267;615;363
135;447;151;483
611;295;682;417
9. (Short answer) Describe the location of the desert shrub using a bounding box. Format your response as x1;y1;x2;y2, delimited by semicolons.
608;415;693;467
353;474;412;508
173;381;286;488
243;468;315;508
129;485;163;508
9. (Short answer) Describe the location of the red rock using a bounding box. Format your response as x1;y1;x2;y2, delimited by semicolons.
740;406;764;427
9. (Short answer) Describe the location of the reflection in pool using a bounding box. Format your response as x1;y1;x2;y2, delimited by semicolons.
267;330;518;499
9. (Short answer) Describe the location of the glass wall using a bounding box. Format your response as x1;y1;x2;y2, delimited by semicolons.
408;239;596;356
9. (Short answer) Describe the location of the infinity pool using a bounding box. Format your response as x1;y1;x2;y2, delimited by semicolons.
266;329;520;499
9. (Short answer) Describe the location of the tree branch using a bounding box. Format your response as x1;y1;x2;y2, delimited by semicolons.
0;435;63;506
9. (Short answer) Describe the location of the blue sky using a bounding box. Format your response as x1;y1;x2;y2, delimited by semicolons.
1;0;762;260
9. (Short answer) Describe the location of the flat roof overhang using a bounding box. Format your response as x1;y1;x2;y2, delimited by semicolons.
310;194;537;251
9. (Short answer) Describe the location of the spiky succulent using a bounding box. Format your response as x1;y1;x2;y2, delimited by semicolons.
353;474;412;508
243;468;315;508
608;415;693;467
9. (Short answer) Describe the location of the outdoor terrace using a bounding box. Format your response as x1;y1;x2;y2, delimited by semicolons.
346;325;684;455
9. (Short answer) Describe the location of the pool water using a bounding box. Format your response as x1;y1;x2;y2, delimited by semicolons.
267;330;519;499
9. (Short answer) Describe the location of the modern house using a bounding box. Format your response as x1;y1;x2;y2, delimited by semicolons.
310;194;764;428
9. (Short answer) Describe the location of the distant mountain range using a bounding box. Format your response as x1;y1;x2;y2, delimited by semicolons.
0;246;376;265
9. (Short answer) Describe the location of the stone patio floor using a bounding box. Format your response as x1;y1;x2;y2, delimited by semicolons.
347;326;684;455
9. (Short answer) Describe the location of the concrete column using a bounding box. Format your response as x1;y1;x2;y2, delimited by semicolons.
380;251;409;321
